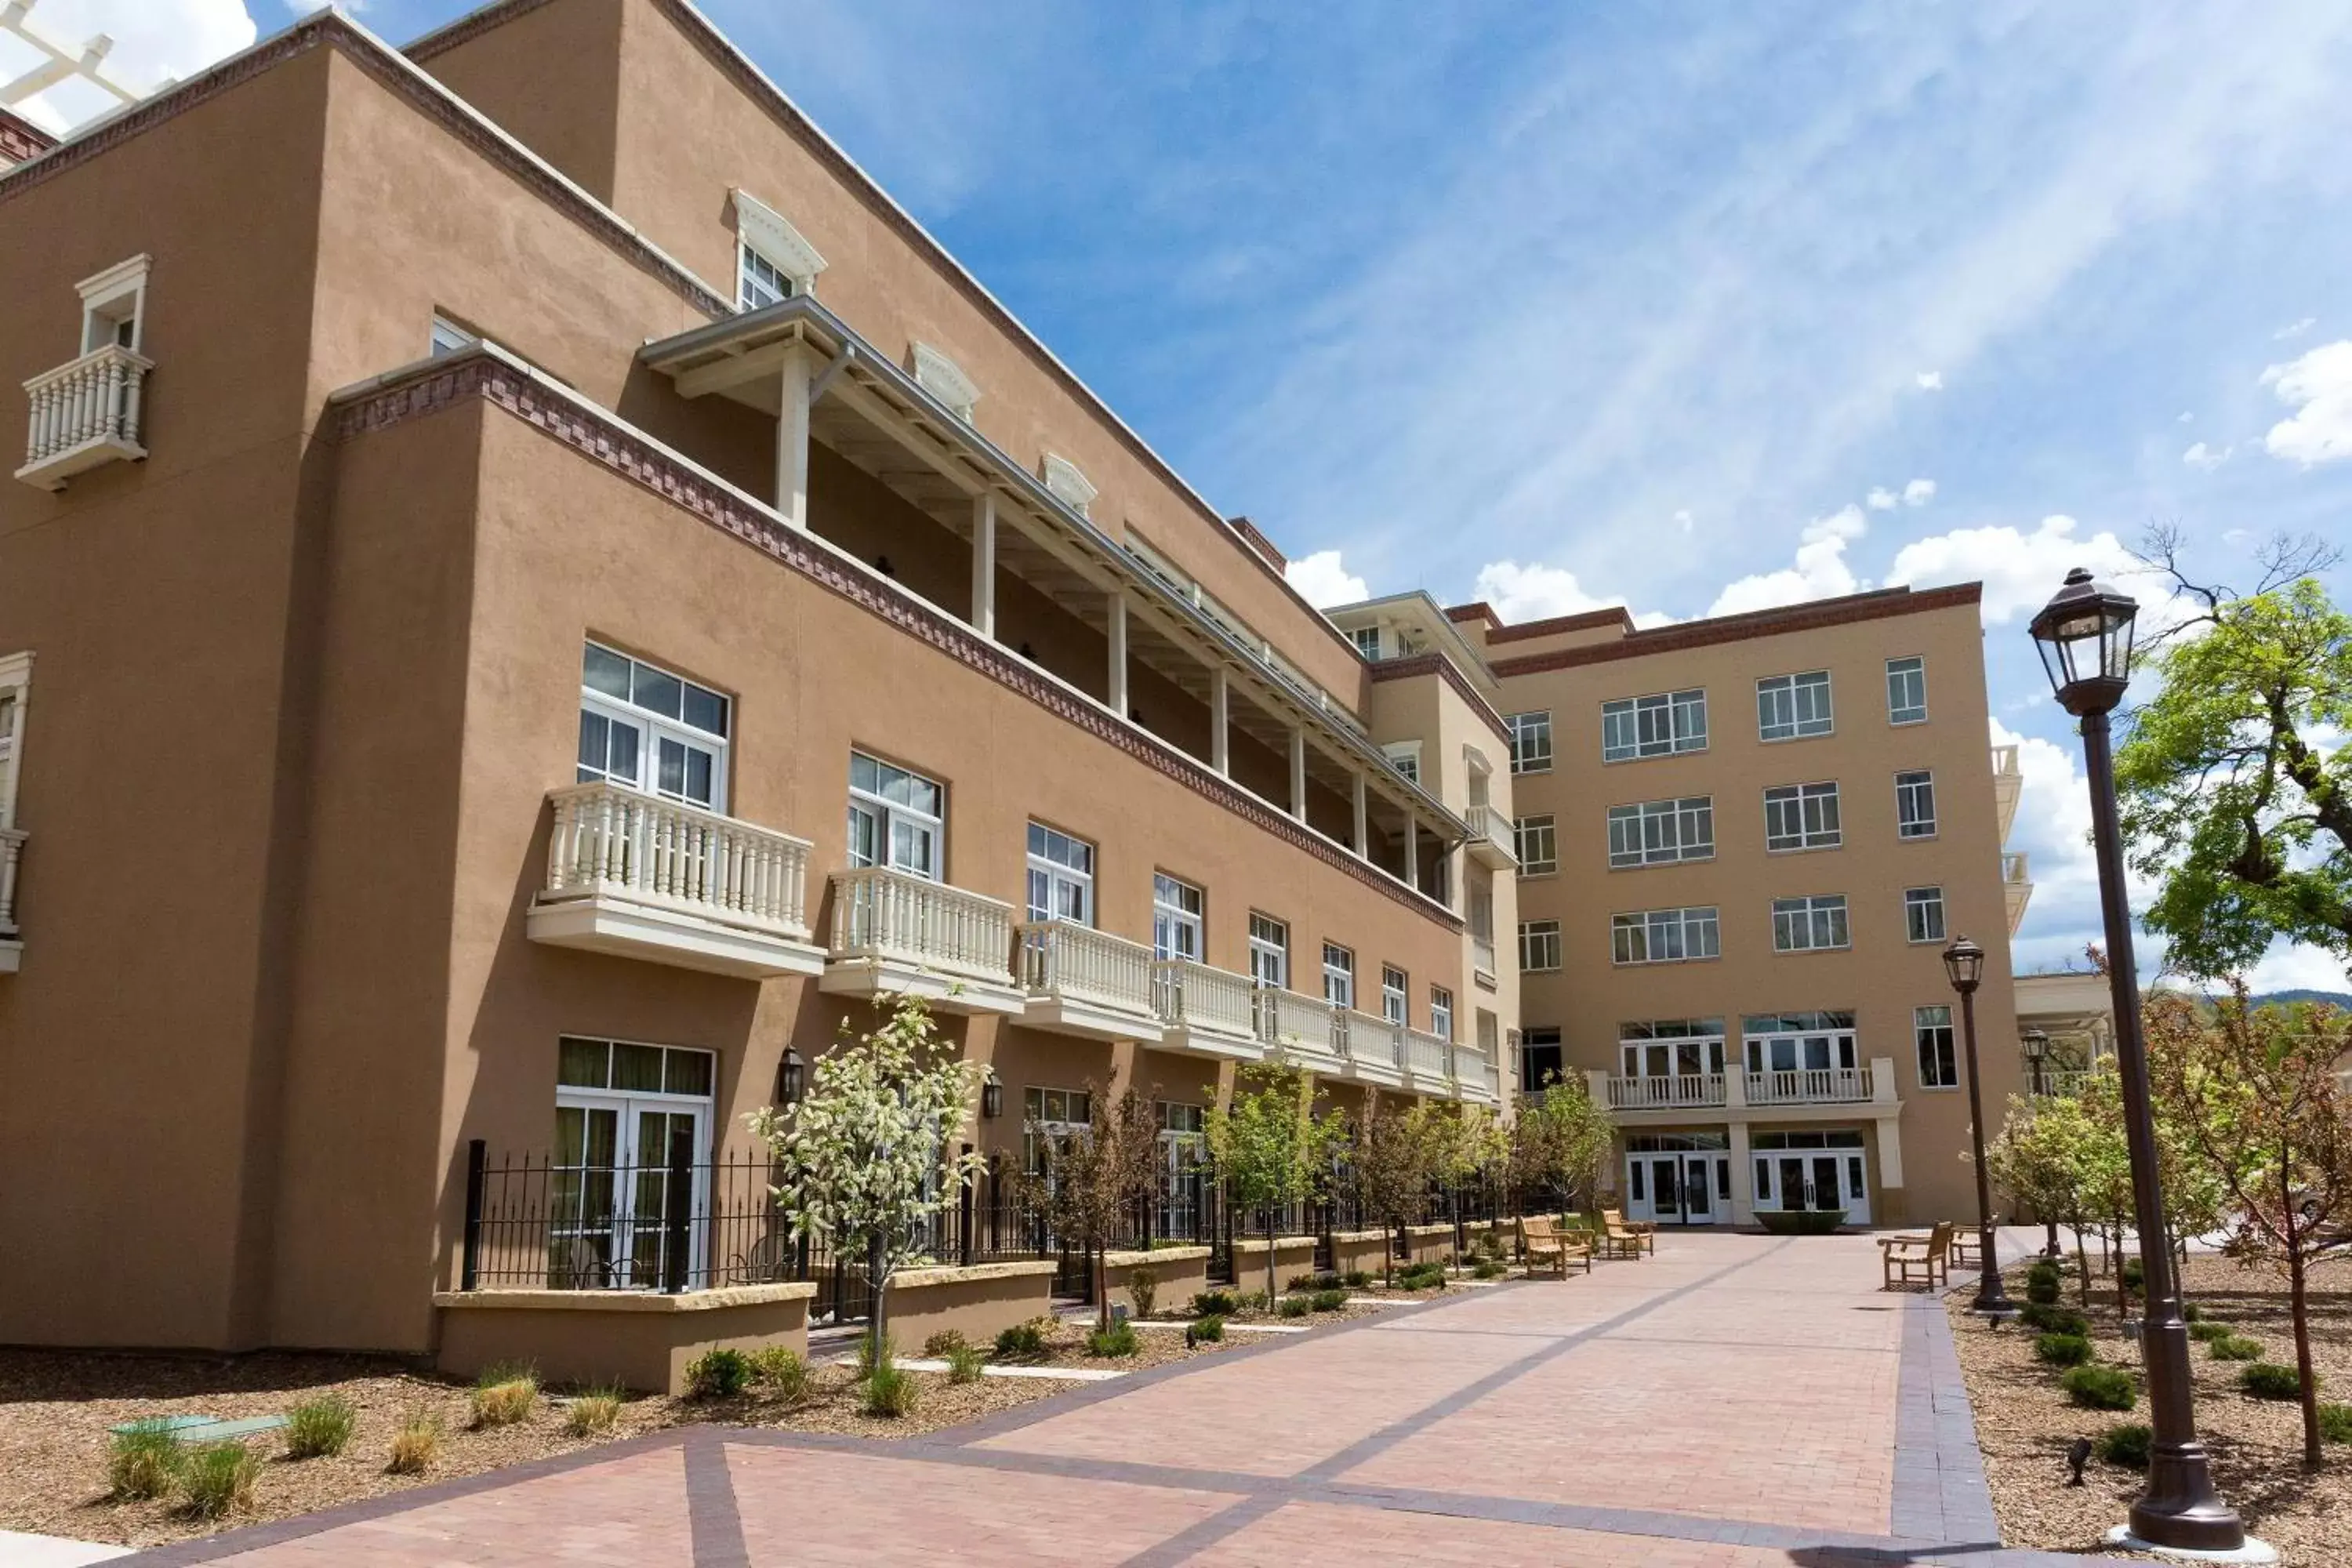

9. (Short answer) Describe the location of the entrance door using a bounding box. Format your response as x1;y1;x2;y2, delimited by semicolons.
550;1099;708;1290
1762;1152;1871;1224
1627;1152;1728;1225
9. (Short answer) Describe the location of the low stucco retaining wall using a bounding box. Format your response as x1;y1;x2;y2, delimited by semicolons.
1099;1246;1210;1312
880;1260;1056;1349
433;1282;815;1396
1327;1227;1396;1280
1232;1234;1317;1290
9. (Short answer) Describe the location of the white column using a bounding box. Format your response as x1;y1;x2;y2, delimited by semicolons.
1210;668;1230;775
1107;592;1129;715
1351;772;1369;858
1404;816;1420;891
1287;729;1307;821
1727;1123;1753;1226
970;492;996;639
775;346;813;530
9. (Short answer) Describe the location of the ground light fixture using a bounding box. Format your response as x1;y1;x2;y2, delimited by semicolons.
2029;568;2268;1563
1940;935;2014;1322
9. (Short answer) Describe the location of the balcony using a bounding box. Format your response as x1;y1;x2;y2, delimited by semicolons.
1255;988;1344;1073
1602;1073;1727;1111
1991;742;2023;844
1745;1067;1875;1105
2002;850;2034;935
1152;960;1263;1060
1400;1029;1450;1092
1334;1009;1405;1087
0;826;22;973
1463;804;1516;870
1452;1046;1497;1103
1016;920;1162;1042
820;865;1023;1014
527;782;823;980
17;344;151;492
1595;1058;1896;1119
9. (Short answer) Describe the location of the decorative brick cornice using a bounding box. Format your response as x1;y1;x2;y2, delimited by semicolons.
1487;604;1635;644
1226;514;1285;570
1487;584;1984;679
0;13;729;321
1366;654;1512;745
0;107;56;166
334;352;1464;932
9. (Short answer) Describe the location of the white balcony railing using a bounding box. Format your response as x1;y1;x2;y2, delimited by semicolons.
1337;1009;1403;1076
1403;1029;1450;1080
1745;1067;1874;1105
1018;920;1156;1016
1603;1073;1727;1110
1152;959;1258;1043
543;782;811;940
1463;804;1516;869
0;826;22;935
18;343;151;491
829;866;1015;986
1450;1045;1486;1087
1256;987;1339;1062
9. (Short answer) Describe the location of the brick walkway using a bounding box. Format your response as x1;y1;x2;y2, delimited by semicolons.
113;1233;2150;1567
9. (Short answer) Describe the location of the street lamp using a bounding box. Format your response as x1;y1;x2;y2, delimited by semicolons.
2030;568;2262;1560
2020;1030;2063;1260
1940;935;2013;1321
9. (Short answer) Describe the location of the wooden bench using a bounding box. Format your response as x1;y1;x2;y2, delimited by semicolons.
1947;1227;1984;1271
1518;1215;1593;1278
1598;1208;1655;1259
1879;1221;1955;1290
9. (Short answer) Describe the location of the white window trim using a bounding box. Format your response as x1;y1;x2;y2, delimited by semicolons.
1762;781;1843;854
1025;820;1096;926
1886;655;1928;726
1351;624;1384;660
1508;711;1554;775
1914;1005;1960;1090
911;341;981;423
579;643;731;814
1429;986;1454;1041
0;650;30;833
1381;964;1408;1025
1381;739;1422;783
1321;942;1356;1009
1757;670;1835;743
429;314;476;357
1600;687;1708;763
1152;872;1204;962
1518;920;1563;973
1895;770;1939;840
1771;894;1852;953
1042;452;1097;515
848;750;946;880
1515;813;1559;877
1610;906;1720;967
1248;913;1289;989
731;190;827;299
76;253;150;354
1904;886;1947;945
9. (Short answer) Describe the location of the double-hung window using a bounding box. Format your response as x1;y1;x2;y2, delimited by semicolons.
1601;688;1707;761
1248;913;1290;989
1351;626;1383;660
1895;771;1938;838
1606;796;1714;867
1152;873;1204;961
1383;741;1421;784
1429;986;1454;1041
1904;886;1947;944
848;751;943;879
1518;920;1563;972
1915;1005;1958;1088
1772;895;1851;953
1763;782;1842;851
1323;943;1356;1009
1757;670;1833;741
1514;814;1558;875
1508;711;1553;774
1610;906;1720;965
1381;965;1408;1024
579;641;731;811
1886;657;1927;724
1025;822;1094;924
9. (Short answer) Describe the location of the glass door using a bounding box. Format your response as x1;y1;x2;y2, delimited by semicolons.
549;1100;707;1290
1679;1154;1719;1221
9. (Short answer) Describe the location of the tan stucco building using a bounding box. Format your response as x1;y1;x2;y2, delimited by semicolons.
1;0;2024;1365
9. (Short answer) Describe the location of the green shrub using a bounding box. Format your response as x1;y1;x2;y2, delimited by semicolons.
1472;1258;1506;1280
1192;1290;1240;1319
994;1320;1048;1360
285;1396;356;1460
1127;1267;1160;1321
2121;1255;2144;1290
1278;1294;1312;1319
1311;1288;1348;1312
179;1440;260;1519
2034;1333;2092;1367
470;1371;538;1429
2182;1301;2203;1323
565;1388;623;1437
1286;1273;1316;1291
861;1363;917;1418
946;1344;986;1385
2241;1363;2310;1401
2209;1335;2264;1363
2062;1364;2139;1411
923;1329;969;1358
2318;1403;2352;1444
386;1414;441;1475
1085;1321;1139;1358
1188;1314;1225;1345
1233;1290;1271;1313
750;1346;810;1402
2025;1262;2061;1305
684;1347;753;1399
1342;1270;1370;1289
2020;1303;2089;1337
2096;1423;2152;1468
852;1334;894;1377
108;1420;183;1500
2189;1319;2233;1344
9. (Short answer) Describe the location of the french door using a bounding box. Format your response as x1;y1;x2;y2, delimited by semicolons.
1753;1149;1871;1224
549;1098;710;1290
1626;1151;1730;1225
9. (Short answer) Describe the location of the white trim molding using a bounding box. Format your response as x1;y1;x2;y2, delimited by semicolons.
910;340;979;422
731;189;826;296
1042;452;1096;516
75;252;149;351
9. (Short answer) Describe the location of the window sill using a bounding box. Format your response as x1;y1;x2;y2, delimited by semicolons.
1890;716;1928;728
1898;830;1940;844
1610;954;1723;969
1766;841;1844;855
1771;946;1854;957
1602;749;1710;766
1607;855;1717;873
1759;730;1835;744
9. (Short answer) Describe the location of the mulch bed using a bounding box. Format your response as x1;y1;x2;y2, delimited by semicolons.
1947;1252;2352;1565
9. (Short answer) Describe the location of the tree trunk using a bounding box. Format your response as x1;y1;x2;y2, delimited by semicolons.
869;1231;889;1371
1096;1240;1110;1334
2073;1230;2094;1308
1265;1209;1278;1306
2288;1222;2321;1470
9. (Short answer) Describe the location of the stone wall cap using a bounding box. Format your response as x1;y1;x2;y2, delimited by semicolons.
892;1259;1060;1288
430;1282;816;1313
1233;1235;1319;1253
1102;1246;1211;1268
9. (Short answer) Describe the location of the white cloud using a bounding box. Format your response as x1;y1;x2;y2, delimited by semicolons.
1866;487;1898;511
1885;512;2191;630
0;0;257;132
1707;503;1867;617
1671;509;1694;534
1901;477;1936;506
2259;339;2352;466
1469;559;1670;628
2273;316;2318;340
2180;441;2230;470
1284;549;1368;608
2178;411;2195;423
1915;371;1944;391
2241;941;2352;996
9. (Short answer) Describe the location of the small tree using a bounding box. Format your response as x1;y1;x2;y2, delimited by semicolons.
1983;1080;2127;1308
1428;1104;1508;1269
2148;985;2352;1469
746;996;984;1370
1204;1059;1337;1304
1508;1076;1616;1216
1350;1091;1436;1284
1017;1080;1162;1332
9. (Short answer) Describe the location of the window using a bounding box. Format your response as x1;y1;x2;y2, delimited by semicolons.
1025;822;1095;924
1772;895;1851;952
578;641;731;811
1740;1012;1857;1076
1042;453;1096;516
1896;771;1937;838
1322;942;1356;1009
1023;1085;1094;1174
1429;986;1454;1042
911;342;980;423
1521;1025;1563;1092
1381;965;1408;1024
1518;920;1563;972
1383;740;1421;784
1886;656;1927;725
1351;625;1383;660
1606;796;1714;867
0;651;28;837
1763;782;1842;851
1601;688;1707;761
1152;873;1204;961
1610;906;1720;965
1514;814;1558;875
1248;913;1289;989
731;190;826;307
429;315;474;357
848;751;944;879
553;1036;716;1290
1904;886;1947;944
739;245;793;310
1915;1004;1958;1088
1508;711;1553;774
77;254;148;354
1757;670;1833;741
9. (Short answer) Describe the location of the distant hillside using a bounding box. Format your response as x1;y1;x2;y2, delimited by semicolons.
2251;989;2352;1010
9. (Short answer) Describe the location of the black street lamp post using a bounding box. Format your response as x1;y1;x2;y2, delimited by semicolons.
2029;568;2257;1559
1940;935;2013;1320
2020;1029;2065;1260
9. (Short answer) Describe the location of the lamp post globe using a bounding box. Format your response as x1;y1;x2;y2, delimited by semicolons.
1940;935;2013;1321
2028;568;2263;1559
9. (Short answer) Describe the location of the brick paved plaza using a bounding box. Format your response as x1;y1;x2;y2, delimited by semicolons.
108;1235;2147;1567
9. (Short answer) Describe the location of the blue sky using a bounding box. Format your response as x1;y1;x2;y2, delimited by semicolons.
15;0;2352;990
